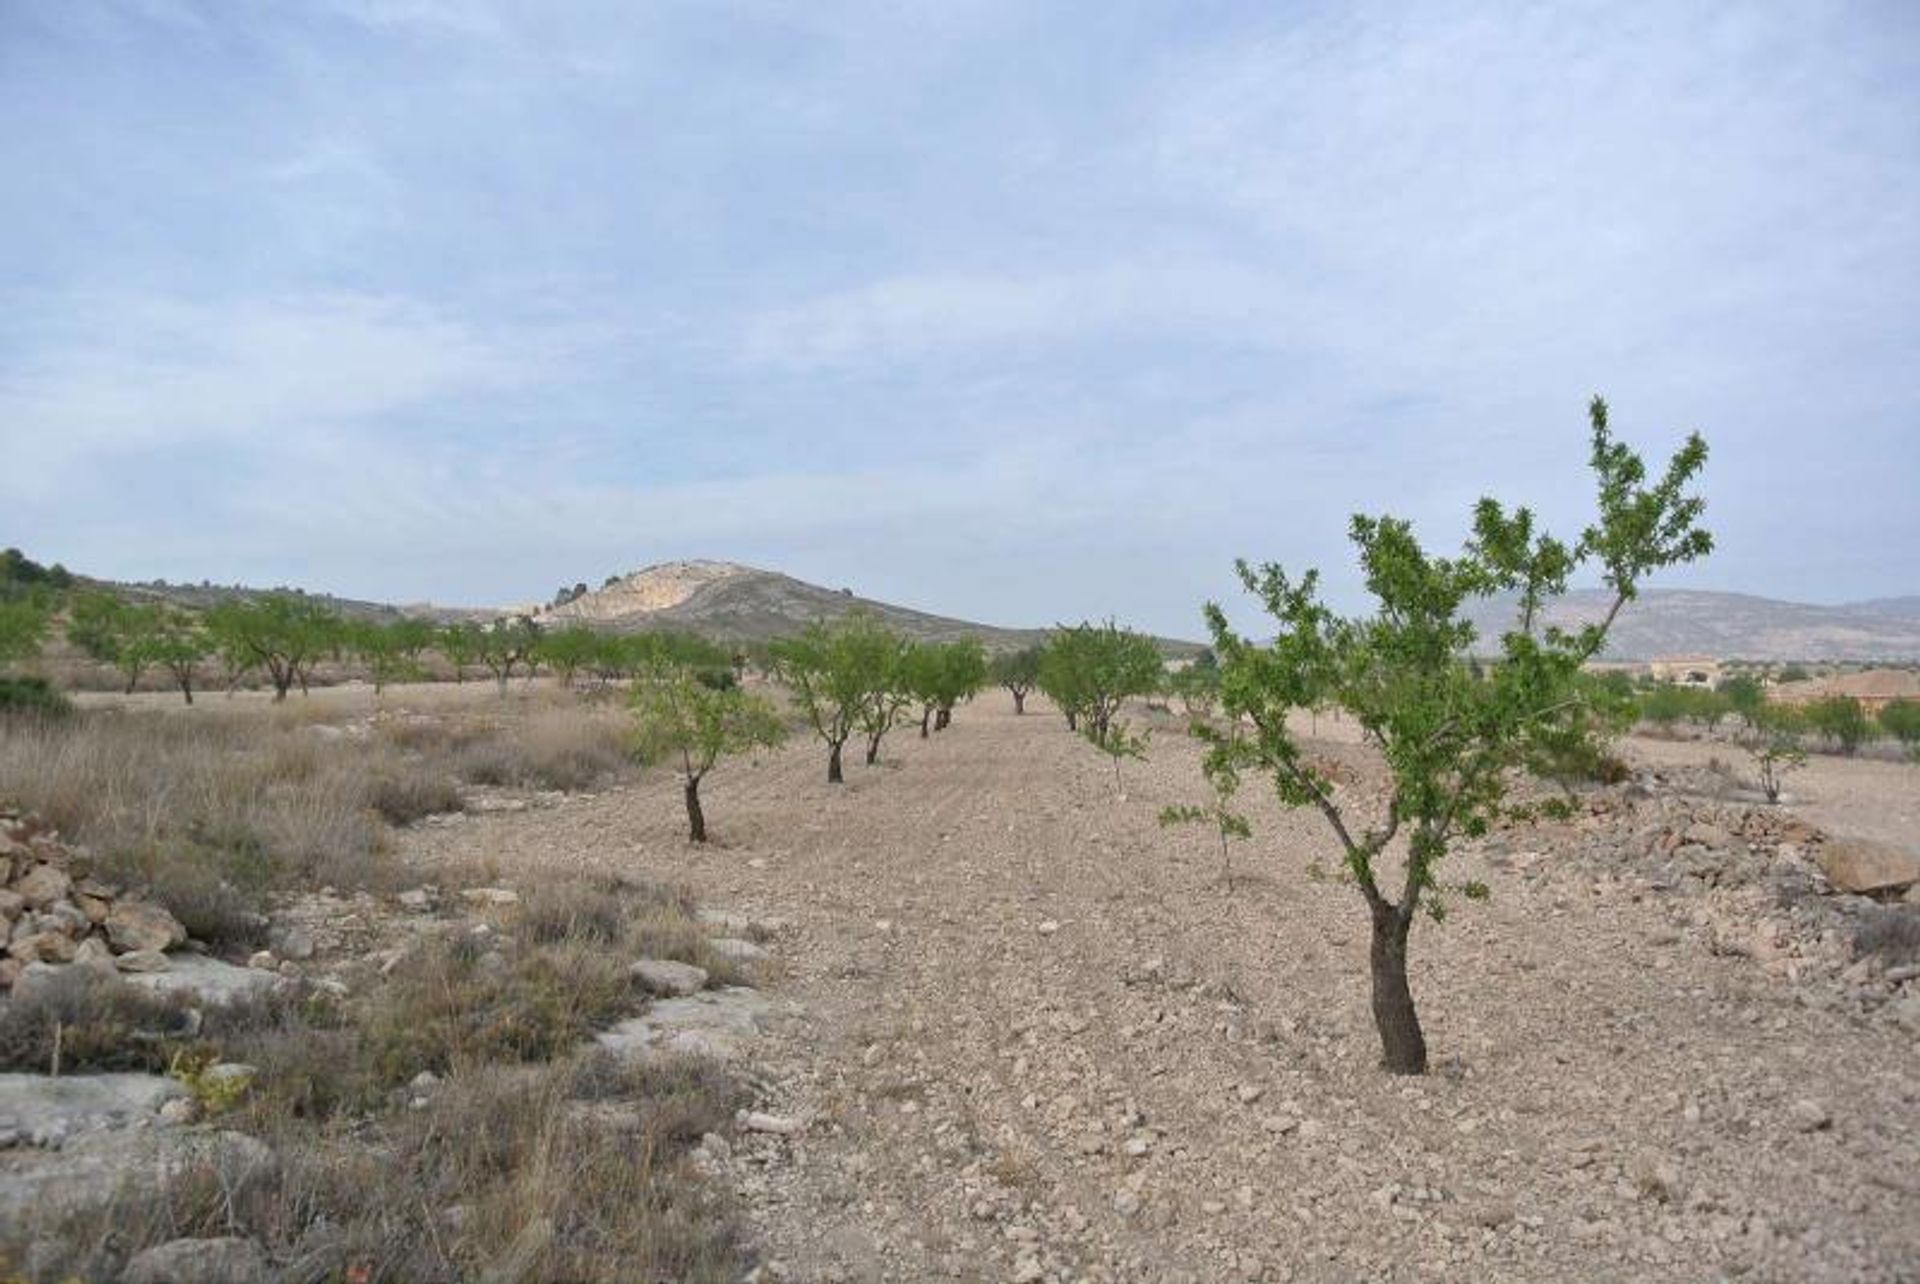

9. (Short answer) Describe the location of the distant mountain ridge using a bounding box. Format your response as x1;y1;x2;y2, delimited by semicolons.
1464;588;1920;662
538;559;1205;655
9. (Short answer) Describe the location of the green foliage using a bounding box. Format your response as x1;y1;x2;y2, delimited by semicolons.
1719;674;1765;729
0;676;71;718
437;622;484;681
1199;396;1710;1074
1742;703;1807;802
205;594;344;700
535;624;602;688
630;664;786;841
1169;656;1222;719
904;639;989;731
1085;719;1149;792
0;598;50;669
1803;695;1871;755
0;548;71;599
630;668;787;778
1525;670;1635;792
768;612;901;782
990;645;1043;711
474;617;542;694
1160;718;1250;887
1636;682;1723;731
1777;663;1810;683
347;619;434;694
1037;621;1163;742
1879;699;1920;760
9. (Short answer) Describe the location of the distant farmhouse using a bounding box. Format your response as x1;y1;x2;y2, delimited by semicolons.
1648;655;1721;687
1767;668;1920;716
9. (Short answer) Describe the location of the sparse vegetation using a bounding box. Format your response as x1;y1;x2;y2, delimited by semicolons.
992;645;1042;714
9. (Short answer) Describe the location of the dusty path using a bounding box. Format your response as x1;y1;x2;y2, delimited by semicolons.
402;695;1919;1283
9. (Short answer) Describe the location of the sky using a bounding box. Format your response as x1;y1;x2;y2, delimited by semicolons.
2;0;1916;636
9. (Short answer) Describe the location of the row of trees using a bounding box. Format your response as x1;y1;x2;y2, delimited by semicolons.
21;589;739;704
767;615;989;782
1636;679;1917;758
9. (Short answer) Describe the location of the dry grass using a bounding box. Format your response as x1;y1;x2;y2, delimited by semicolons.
19;1051;744;1283
0;698;638;945
4;875;749;1282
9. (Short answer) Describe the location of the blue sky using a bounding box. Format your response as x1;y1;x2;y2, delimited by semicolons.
3;0;1915;634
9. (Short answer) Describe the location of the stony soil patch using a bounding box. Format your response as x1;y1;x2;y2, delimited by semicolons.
399;695;1920;1283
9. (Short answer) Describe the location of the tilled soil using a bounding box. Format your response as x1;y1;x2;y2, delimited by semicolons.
402;696;1919;1283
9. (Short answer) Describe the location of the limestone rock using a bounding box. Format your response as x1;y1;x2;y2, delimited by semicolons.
14;865;71;911
1818;839;1920;896
631;958;709;996
122;1236;268;1284
707;937;769;963
105;900;187;953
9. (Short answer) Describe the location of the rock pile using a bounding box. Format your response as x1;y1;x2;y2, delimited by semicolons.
0;810;187;991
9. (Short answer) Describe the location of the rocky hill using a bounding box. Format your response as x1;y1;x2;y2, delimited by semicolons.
537;560;1201;656
1465;589;1920;662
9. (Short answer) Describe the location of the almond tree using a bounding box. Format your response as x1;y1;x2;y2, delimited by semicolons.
67;592;167;693
206;594;343;701
908;639;989;735
1038;621;1163;742
631;664;787;842
1200;398;1710;1074
990;645;1042;714
475;617;541;696
770;613;899;783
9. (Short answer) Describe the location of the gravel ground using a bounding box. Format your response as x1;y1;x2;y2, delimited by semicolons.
402;694;1920;1283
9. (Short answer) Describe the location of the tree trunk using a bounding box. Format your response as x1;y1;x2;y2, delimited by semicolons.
123;672;137;695
271;664;293;702
920;709;931;738
1064;709;1078;732
935;706;952;730
1012;690;1026;715
865;730;883;765
684;777;707;843
1368;903;1427;1075
827;741;844;784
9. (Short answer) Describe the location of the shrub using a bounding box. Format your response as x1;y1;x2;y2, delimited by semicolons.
0;675;70;718
452;708;632;792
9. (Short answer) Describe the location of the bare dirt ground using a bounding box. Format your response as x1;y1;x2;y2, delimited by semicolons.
397;693;1919;1284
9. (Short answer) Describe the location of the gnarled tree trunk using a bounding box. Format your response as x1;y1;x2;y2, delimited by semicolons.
1368;901;1427;1075
683;777;707;843
827;740;845;783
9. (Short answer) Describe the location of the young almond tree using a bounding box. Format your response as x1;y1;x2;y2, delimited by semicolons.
908;639;989;735
151;608;208;705
1202;398;1710;1075
67;592;171;693
770;613;898;783
856;632;915;765
991;645;1042;714
1037;621;1163;741
631;665;787;842
206;594;343;701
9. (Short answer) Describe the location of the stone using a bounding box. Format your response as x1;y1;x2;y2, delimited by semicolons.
122;955;276;1005
397;888;434;911
740;1111;804;1135
597;987;780;1062
707;937;769;963
1817;839;1920;895
157;1097;200;1127
271;927;316;961
246;950;276;971
696;908;754;934
105;900;187;953
72;936;114;967
11;931;75;964
1684;821;1736;849
202;1063;257;1095
1788;1099;1832;1133
631;958;709;996
122;1236;268;1284
0;890;23;920
460;887;520;907
14;864;72;911
0;1073;189;1146
115;949;171;973
74;893;110;926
